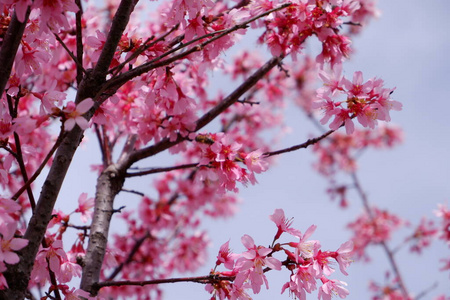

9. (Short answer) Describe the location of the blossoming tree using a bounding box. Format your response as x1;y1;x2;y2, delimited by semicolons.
0;0;448;299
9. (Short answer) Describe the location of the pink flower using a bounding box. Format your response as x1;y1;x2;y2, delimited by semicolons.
75;193;95;223
63;98;94;131
407;217;438;254
15;45;50;76
215;240;236;270
234;234;281;293
243;150;269;174
269;208;302;241
289;224;319;261
313;248;335;277
318;277;349;300
34;239;68;279
334;240;353;275
59;258;82;283
61;287;93;300
0;222;29;265
434;203;450;245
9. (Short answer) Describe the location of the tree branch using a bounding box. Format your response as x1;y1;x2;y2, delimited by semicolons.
94;274;236;292
126;163;199;177
11;128;67;201
0;8;31;96
127;55;284;165
80;163;126;294
264;129;335;157
75;0;84;85
91;0;138;81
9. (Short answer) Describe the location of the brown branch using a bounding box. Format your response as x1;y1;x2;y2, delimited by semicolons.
264;129;335;157
106;231;151;281
126;55;284;165
126;163;199;177
11;128;67;201
13;132;36;209
75;0;84;85
126;128;336;178
80;163;127;294
95;274;236;292
94;124;108;168
6;95;36;208
52;32;86;76
109;24;180;76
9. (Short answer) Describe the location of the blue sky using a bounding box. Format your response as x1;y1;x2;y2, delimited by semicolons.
50;0;450;299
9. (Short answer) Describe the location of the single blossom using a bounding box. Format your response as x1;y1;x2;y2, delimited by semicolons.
63;98;94;131
269;208;302;241
318;277;349;300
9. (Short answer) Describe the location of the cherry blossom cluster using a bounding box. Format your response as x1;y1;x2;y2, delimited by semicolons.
21;193;95;298
206;209;353;300
193;132;269;193
314;69;402;134
0;0;416;297
250;0;377;62
347;206;403;261
312;126;403;177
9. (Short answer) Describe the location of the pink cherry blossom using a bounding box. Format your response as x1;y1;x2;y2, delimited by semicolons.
289;224;319;261
269;208;302;241
215;240;236;270
318;276;349;300
243;150;268;174
63;98;94;131
234;234;281;294
334;240;353;275
75;193;95;223
0;222;28;265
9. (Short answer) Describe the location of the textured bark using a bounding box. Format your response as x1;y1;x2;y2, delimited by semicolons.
80;164;126;294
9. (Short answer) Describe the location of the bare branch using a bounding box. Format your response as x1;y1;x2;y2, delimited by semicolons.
264;129;335;157
52;31;86;76
11;128;67;201
75;0;84;85
95;274;236;292
106;231;151;281
126;163;199;177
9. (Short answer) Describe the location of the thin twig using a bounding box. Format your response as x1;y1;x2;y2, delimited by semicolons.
264;129;335;157
120;188;145;196
109;24;180;76
53;31;86;76
11;128;67;201
106;231;151;281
